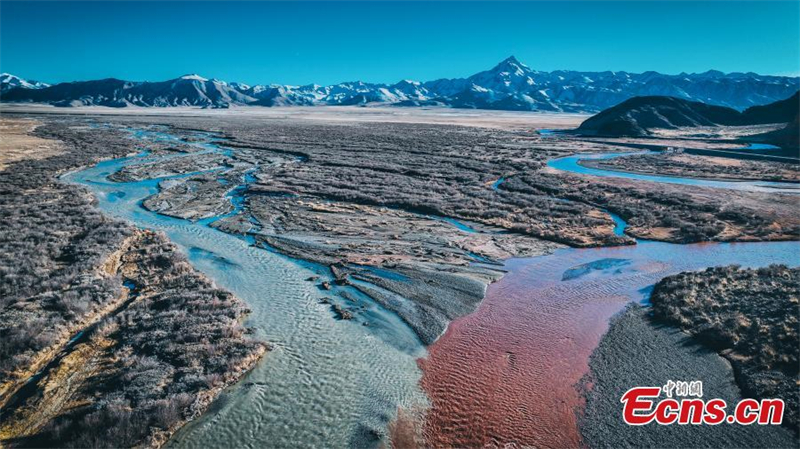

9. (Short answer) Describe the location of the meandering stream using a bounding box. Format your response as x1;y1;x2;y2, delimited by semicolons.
65;125;799;447
548;151;800;194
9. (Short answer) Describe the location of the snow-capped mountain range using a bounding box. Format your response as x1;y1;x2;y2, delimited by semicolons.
2;57;798;112
0;73;50;92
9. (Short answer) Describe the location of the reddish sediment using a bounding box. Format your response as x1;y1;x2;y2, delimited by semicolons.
417;248;664;448
418;239;800;448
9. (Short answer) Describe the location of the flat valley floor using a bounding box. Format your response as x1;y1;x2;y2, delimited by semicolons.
0;105;798;448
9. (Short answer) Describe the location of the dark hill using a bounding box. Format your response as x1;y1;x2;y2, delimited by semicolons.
577;91;800;137
741;91;799;124
749;114;800;154
576;96;742;137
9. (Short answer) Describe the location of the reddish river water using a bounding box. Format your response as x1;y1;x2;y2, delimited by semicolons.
419;240;799;448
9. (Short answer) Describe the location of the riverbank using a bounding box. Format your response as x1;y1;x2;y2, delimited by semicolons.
0;119;265;448
582;152;800;184
581;304;797;448
547;151;800;195
0;229;267;448
649;265;799;431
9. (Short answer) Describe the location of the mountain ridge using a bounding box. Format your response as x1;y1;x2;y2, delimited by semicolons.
576;91;800;138
3;57;799;112
0;73;50;92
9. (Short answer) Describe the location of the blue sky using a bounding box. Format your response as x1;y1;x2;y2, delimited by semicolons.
1;1;798;85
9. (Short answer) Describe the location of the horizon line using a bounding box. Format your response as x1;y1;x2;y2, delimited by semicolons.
2;56;800;86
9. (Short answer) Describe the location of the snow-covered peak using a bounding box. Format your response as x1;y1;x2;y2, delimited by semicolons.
0;73;50;90
464;56;537;94
500;55;521;66
179;74;208;82
492;55;531;75
246;85;270;95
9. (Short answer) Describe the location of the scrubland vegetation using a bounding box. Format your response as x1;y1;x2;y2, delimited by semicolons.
504;170;798;243
207;120;799;246
0;119;264;448
650;265;799;430
227;122;630;247
0;122;136;393
2;230;265;448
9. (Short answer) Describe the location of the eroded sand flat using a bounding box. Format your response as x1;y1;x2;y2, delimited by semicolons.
0;103;588;131
0;117;62;170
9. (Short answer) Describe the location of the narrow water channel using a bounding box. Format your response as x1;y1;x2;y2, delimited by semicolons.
548;152;800;194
